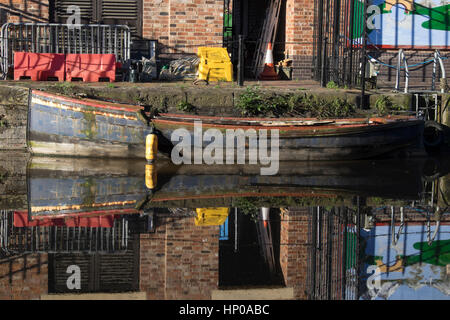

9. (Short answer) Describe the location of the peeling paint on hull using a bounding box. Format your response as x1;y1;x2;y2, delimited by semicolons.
28;90;152;158
153;113;425;161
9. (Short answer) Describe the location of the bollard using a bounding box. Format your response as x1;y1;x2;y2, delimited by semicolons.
145;133;158;163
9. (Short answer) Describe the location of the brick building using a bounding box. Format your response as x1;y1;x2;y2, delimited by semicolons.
0;0;448;84
0;0;316;79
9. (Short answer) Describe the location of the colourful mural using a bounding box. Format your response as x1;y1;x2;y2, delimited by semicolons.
360;223;450;300
354;0;450;48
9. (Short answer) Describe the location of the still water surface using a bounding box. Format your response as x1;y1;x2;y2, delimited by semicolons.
0;154;449;300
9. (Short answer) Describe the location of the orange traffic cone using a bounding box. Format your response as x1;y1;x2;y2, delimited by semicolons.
262;207;270;228
258;42;279;80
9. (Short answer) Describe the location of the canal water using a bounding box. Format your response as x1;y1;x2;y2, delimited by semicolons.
0;154;449;300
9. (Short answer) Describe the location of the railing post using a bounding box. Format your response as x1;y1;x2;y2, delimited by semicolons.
320;37;327;87
360;0;368;109
432;50;438;91
395;49;402;92
237;34;245;87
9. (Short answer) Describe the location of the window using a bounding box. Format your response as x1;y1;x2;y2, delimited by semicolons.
53;0;142;37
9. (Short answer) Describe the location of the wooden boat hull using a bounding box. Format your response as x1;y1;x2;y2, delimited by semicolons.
28;90;152;158
28;90;424;161
152;114;425;161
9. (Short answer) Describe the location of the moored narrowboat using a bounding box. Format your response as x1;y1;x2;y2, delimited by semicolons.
151;113;424;161
28;90;424;161
28;90;152;158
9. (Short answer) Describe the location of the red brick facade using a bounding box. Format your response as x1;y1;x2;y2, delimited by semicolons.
142;0;224;55
0;254;48;300
285;0;315;79
139;215;219;299
0;0;49;23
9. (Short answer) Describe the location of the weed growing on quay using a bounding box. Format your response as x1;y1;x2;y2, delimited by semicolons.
235;85;356;118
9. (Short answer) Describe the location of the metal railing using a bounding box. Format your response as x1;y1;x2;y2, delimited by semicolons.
395;49;409;93
0;211;129;254
306;206;360;300
0;23;131;78
432;50;447;93
313;0;367;89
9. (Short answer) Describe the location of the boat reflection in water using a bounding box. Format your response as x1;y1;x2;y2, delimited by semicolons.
0;155;449;299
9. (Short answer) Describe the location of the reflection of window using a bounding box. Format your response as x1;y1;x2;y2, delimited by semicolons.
48;237;140;293
53;0;142;37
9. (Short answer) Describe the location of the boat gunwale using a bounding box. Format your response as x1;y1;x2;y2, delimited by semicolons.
31;89;143;113
152;116;424;136
155;112;419;124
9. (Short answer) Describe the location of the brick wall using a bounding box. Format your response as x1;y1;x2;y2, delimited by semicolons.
0;254;48;300
279;207;309;299
0;86;29;152
285;0;315;80
142;0;224;57
0;0;49;23
140;214;219;300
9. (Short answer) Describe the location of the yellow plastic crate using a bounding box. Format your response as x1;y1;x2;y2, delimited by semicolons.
195;207;230;226
197;47;233;82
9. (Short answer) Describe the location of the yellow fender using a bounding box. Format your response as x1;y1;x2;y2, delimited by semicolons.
145;133;158;163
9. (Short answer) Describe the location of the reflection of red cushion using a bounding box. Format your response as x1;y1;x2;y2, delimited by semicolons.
13;211;65;227
13;211;28;227
64;216;115;228
66;54;116;82
13;211;115;228
14;52;65;81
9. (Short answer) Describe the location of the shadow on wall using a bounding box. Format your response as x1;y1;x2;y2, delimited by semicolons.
0;253;47;282
0;0;50;24
0;253;48;299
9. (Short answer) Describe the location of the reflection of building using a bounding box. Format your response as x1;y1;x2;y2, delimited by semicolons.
305;207;361;300
0;210;147;299
1;207;307;299
278;208;310;299
0;247;48;300
139;209;220;300
305;205;450;300
2;204;450;300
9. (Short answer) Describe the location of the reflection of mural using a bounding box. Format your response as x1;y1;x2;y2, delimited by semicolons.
360;224;450;300
384;0;415;12
354;0;450;48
